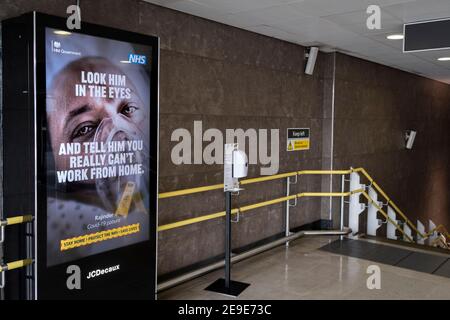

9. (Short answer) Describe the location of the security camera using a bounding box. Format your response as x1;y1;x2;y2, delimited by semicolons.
405;130;417;150
232;150;248;179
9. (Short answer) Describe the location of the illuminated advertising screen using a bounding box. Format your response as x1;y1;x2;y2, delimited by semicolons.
1;12;162;299
45;28;152;267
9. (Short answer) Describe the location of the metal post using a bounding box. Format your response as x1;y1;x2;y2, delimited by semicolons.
0;270;4;290
0;212;4;300
206;143;250;296
0;226;4;244
0;227;3;297
340;174;345;240
225;191;232;288
285;178;290;246
205;191;250;297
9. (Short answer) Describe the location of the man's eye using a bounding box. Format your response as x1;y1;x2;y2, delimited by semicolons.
121;105;137;116
73;125;96;139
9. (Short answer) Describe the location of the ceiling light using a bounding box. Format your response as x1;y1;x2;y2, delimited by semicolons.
53;30;71;36
120;60;131;64
438;57;450;61
387;34;404;40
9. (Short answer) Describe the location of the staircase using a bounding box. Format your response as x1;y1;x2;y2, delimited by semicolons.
348;168;450;250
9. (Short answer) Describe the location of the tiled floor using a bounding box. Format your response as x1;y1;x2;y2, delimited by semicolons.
158;236;450;300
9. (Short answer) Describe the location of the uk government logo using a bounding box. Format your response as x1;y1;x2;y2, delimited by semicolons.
51;40;81;57
66;264;121;290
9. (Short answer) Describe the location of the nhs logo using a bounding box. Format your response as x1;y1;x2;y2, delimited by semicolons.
128;53;147;65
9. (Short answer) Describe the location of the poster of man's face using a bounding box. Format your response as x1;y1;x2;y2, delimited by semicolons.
45;28;152;266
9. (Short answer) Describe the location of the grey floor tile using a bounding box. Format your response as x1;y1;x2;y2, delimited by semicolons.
432;259;450;278
369;245;413;265
320;239;407;264
395;252;448;274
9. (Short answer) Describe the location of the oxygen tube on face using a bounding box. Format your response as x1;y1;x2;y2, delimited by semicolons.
93;114;149;216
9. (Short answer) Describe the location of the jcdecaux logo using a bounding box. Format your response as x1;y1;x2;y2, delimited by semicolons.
128;53;147;65
66;264;120;290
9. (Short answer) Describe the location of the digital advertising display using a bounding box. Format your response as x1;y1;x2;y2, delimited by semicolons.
45;27;152;267
9;12;162;299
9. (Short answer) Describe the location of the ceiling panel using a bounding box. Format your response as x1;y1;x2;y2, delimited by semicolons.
412;49;450;70
384;0;450;22
155;0;227;20
323;9;402;35
289;0;368;17
219;4;310;28
145;0;450;84
187;0;303;15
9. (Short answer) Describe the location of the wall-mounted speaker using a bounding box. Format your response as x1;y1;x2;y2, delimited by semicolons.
305;47;319;75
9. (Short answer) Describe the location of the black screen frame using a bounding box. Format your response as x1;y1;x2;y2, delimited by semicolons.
34;12;159;300
404;18;450;52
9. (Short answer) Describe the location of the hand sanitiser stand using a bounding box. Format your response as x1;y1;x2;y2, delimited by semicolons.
205;144;250;297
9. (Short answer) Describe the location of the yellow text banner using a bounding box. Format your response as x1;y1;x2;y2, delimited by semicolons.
60;224;140;251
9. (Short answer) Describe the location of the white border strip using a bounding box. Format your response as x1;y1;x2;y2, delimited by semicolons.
33;11;38;301
155;37;160;300
329;52;336;221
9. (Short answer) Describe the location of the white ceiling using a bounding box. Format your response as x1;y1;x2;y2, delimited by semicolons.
144;0;450;84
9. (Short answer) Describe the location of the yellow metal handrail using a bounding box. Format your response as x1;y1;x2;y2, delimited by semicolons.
298;170;352;175
0;215;33;227
361;191;414;243
159;189;362;232
0;259;33;273
426;225;450;238
352;168;450;240
158;172;302;199
157;188;413;243
159;183;224;199
158;168;448;242
158;170;350;199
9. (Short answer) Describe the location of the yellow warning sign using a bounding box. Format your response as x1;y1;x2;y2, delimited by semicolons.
288;141;293;151
293;140;309;150
287;128;310;151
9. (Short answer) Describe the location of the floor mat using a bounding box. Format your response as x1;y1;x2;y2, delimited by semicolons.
320;238;450;278
396;252;448;273
431;259;450;277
